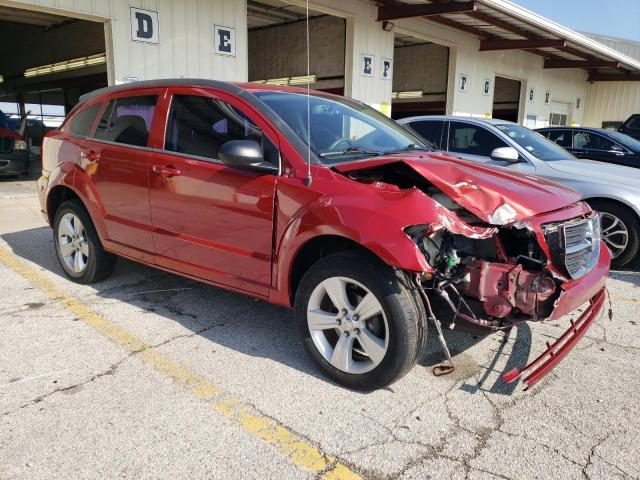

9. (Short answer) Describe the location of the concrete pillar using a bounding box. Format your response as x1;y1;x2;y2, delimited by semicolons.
343;8;395;116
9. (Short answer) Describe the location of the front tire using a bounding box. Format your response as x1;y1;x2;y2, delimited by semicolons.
588;200;640;268
53;199;116;283
294;252;426;391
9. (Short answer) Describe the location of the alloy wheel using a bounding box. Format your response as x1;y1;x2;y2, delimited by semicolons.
600;212;629;259
58;212;89;273
307;276;389;375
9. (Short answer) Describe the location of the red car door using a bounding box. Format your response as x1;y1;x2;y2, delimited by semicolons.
86;89;165;262
147;87;279;296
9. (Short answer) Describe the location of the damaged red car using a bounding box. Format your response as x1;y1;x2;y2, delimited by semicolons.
37;80;610;391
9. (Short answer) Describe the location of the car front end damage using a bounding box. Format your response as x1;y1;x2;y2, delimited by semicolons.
335;154;611;389
406;203;610;388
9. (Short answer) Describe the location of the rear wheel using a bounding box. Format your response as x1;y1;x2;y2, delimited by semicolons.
294;252;426;391
588;200;639;268
53;200;116;283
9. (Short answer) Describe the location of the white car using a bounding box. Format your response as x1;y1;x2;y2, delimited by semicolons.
398;116;640;267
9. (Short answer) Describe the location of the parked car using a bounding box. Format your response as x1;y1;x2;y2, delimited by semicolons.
38;80;610;390
536;126;640;169
619;114;640;141
0;110;29;176
399;116;640;267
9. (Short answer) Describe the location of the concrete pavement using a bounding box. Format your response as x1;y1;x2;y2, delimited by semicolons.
1;179;639;479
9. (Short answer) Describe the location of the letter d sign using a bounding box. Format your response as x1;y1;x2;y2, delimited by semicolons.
131;8;159;44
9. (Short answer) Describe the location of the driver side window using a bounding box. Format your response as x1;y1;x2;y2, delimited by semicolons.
164;95;277;164
448;122;507;157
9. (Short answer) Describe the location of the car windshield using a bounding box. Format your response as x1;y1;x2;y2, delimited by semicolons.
496;124;574;161
605;130;640;151
253;91;429;163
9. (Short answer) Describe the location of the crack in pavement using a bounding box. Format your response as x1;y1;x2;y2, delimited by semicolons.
1;322;227;417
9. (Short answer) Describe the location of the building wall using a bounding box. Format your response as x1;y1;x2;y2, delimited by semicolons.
5;0;248;84
584;81;640;127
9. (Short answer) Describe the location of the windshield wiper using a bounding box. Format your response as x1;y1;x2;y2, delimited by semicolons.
320;146;382;158
384;143;432;154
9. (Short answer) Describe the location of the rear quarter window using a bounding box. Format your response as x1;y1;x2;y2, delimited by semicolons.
69;103;101;137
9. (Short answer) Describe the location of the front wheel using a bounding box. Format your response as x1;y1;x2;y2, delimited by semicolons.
294;252;426;391
588;200;640;268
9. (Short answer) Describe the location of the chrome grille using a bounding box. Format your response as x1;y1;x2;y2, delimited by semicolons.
545;214;600;279
0;137;13;154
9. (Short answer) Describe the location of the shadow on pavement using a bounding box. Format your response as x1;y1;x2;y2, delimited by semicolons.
3;225;541;394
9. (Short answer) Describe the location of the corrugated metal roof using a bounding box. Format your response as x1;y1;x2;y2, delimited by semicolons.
387;0;640;77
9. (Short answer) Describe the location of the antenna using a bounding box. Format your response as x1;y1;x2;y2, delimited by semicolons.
304;0;312;187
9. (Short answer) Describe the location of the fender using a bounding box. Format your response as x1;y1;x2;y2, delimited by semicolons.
269;172;493;306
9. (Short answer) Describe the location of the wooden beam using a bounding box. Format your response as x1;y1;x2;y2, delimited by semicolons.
377;1;476;21
427;15;489;39
544;59;621;69
588;73;640;82
480;39;566;51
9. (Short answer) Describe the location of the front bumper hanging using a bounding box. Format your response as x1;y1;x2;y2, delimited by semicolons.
502;287;606;390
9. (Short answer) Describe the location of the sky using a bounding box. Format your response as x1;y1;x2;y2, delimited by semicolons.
512;0;640;42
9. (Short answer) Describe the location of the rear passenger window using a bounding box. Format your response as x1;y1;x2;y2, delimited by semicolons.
95;95;158;147
547;129;571;148
164;95;266;162
70;104;101;137
407;121;445;149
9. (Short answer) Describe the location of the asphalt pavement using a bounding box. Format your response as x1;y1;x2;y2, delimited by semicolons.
1;179;639;479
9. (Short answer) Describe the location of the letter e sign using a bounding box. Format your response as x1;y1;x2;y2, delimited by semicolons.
214;25;236;57
130;8;159;44
362;54;374;77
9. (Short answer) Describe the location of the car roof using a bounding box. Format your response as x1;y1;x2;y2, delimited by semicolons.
397;115;515;126
78;78;337;105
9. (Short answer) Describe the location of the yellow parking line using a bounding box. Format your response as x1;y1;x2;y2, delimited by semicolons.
609;295;638;304
0;247;362;480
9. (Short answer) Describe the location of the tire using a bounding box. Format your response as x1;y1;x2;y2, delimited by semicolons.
53;199;116;283
588;200;640;268
294;251;427;391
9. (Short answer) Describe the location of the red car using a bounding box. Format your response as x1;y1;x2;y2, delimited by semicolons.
37;80;610;390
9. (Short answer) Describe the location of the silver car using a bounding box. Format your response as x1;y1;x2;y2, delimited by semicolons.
398;116;640;267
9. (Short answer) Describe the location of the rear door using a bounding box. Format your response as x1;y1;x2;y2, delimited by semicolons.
147;87;280;296
86;89;164;262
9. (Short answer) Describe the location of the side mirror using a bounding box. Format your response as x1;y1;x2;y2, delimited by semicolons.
219;140;278;173
491;146;520;163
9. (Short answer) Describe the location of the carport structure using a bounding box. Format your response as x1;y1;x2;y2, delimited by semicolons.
374;0;640;126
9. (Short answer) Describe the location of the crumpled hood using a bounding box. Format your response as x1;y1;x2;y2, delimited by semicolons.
334;152;581;224
546;159;640;188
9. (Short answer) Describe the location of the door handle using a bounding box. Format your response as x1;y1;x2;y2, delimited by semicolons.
152;164;181;178
81;150;100;162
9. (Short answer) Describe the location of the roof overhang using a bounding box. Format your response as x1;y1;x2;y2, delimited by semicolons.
378;0;640;80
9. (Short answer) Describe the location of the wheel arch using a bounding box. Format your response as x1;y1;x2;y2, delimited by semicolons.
583;197;640;224
47;185;82;226
287;234;389;306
